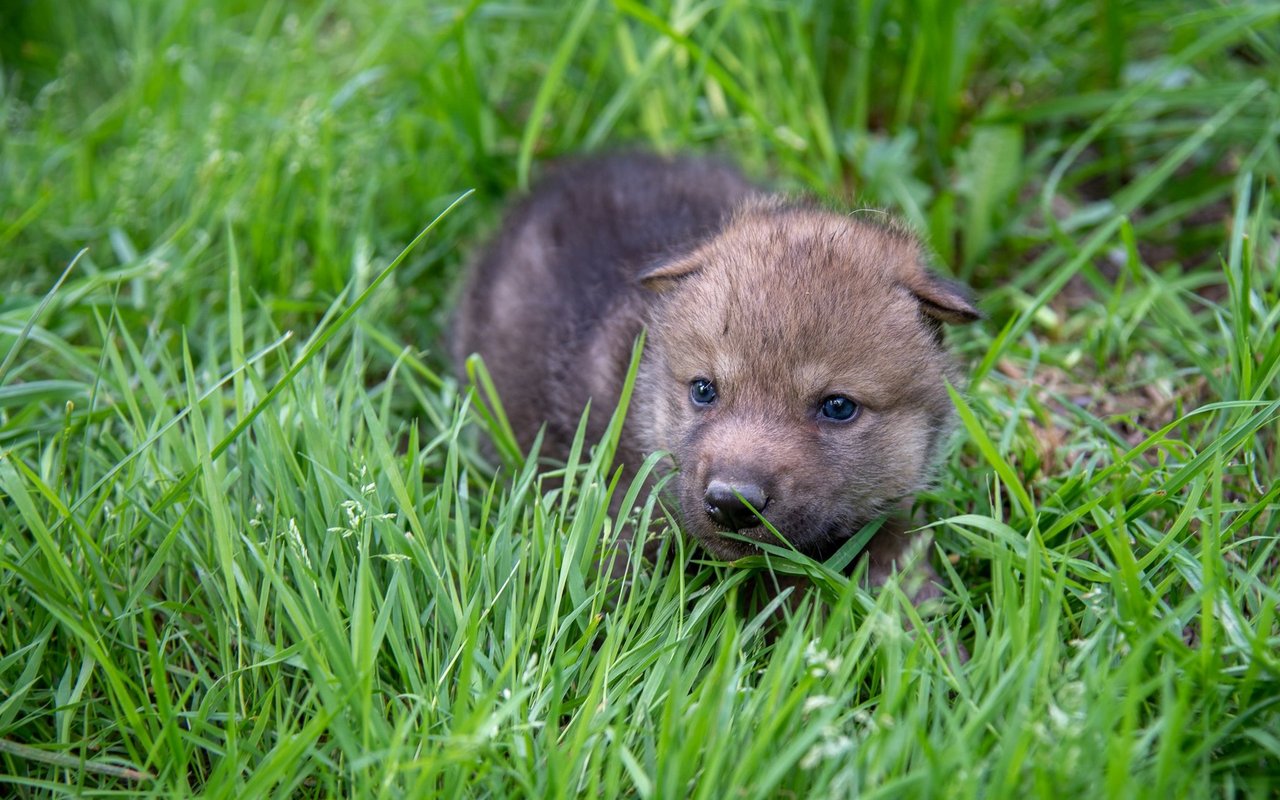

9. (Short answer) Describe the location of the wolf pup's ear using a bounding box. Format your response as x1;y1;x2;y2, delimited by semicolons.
903;268;982;324
638;253;702;292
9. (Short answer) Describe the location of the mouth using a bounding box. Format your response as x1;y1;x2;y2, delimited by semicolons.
695;516;854;561
694;521;786;560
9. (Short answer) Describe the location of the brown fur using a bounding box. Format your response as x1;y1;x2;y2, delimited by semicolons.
453;153;979;593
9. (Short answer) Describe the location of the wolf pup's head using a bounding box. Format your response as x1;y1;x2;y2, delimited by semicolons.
635;205;980;560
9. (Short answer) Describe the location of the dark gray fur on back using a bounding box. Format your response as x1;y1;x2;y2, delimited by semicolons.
452;153;760;456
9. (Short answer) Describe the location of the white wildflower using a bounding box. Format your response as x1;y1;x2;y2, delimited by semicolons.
803;695;834;714
522;653;540;683
800;727;854;770
804;640;841;678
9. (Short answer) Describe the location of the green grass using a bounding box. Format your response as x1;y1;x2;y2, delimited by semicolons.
2;0;1279;796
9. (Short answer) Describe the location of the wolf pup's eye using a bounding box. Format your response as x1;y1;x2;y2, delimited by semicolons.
689;378;718;406
819;395;859;422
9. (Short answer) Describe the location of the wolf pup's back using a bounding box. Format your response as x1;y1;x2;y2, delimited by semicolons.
453;153;759;457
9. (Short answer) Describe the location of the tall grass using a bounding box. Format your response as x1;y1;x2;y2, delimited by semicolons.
1;1;1278;796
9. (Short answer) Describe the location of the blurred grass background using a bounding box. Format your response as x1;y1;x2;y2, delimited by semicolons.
1;1;1278;796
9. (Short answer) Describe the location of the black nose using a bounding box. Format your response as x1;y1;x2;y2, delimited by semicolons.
704;480;769;531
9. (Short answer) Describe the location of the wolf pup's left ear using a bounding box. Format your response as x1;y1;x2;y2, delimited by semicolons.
638;253;702;292
903;268;982;324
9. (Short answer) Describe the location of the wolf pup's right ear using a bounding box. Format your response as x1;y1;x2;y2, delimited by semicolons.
638;253;702;292
902;267;982;325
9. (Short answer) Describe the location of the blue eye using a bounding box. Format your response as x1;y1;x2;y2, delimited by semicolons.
820;395;859;422
690;378;718;406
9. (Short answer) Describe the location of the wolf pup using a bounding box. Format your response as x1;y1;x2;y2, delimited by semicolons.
453;153;979;597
